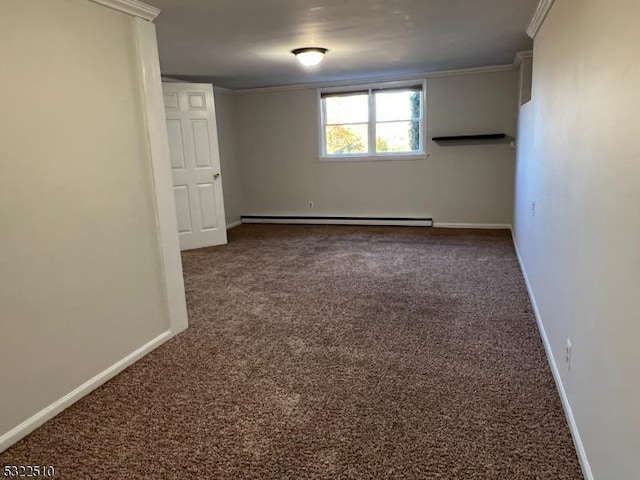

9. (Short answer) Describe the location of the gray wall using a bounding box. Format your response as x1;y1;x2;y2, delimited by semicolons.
513;0;640;478
233;70;519;225
0;0;169;438
214;89;243;226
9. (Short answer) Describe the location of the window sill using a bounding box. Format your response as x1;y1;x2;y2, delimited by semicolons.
318;153;430;163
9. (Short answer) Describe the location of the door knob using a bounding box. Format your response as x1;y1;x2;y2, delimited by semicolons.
213;172;220;179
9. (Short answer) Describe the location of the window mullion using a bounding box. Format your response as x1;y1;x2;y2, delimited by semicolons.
368;89;376;155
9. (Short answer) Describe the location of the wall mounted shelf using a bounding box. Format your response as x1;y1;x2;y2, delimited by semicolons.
432;133;511;145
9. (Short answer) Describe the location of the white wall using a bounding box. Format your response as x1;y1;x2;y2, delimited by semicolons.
234;70;519;225
214;89;243;226
513;1;640;478
0;0;170;443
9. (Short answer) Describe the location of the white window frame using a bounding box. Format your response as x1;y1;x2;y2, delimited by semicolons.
318;79;427;162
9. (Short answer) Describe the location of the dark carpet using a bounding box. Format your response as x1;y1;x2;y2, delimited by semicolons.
1;225;583;479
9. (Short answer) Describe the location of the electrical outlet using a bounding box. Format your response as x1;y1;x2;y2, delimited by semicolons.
566;339;572;371
309;201;314;209
531;200;536;217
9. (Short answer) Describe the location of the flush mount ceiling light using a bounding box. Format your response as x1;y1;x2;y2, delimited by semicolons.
292;47;328;67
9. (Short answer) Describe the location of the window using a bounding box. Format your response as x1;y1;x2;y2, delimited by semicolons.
319;81;425;160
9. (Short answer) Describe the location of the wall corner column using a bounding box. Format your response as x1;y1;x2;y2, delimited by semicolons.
134;17;189;335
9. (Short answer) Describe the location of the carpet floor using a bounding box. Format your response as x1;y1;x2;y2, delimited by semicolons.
1;225;583;479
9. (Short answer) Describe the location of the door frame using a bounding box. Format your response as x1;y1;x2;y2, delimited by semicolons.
134;17;188;335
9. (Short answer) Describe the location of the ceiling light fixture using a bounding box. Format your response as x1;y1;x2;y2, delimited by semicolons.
292;47;328;67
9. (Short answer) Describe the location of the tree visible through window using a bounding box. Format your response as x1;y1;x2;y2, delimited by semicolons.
320;82;424;158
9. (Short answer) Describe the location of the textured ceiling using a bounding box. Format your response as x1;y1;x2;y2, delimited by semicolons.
151;0;538;89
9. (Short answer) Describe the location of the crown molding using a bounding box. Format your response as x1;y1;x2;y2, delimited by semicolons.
169;57;537;96
161;76;185;83
161;77;233;96
527;0;555;38
231;63;515;95
513;50;533;69
89;0;160;22
213;86;234;95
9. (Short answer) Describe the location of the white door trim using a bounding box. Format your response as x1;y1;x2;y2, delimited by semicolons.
134;18;188;334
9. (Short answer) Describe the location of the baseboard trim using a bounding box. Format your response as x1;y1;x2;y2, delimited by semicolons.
241;216;433;227
226;220;242;230
0;330;174;453
512;237;594;480
433;222;512;229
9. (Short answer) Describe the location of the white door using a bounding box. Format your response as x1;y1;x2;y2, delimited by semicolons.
162;83;227;250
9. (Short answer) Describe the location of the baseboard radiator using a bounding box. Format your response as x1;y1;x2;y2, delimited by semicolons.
241;216;433;227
